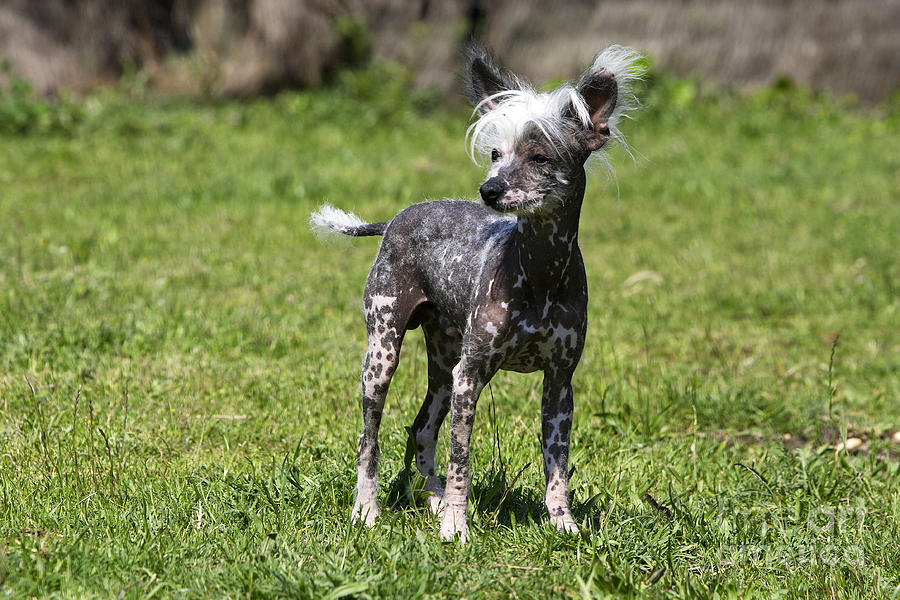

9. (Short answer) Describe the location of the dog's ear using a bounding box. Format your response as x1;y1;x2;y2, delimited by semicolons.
576;68;618;152
464;42;521;114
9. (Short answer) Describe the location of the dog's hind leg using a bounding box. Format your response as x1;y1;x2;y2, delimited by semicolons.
410;307;460;513
351;293;407;527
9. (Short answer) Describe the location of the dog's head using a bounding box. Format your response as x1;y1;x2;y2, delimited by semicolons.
464;43;642;216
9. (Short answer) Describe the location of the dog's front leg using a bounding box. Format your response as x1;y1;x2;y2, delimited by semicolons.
541;374;579;533
439;358;486;542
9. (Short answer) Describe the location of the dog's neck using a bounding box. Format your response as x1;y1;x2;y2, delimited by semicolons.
513;172;586;312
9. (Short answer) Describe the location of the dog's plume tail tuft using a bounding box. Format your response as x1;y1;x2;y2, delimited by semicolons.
309;204;388;241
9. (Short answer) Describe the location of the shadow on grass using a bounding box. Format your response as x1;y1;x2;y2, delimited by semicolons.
385;463;610;529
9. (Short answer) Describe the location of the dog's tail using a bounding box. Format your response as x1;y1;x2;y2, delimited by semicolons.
309;204;388;240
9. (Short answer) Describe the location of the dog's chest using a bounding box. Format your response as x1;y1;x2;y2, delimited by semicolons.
497;302;585;373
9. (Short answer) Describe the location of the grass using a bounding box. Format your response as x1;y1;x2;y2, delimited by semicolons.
1;69;899;598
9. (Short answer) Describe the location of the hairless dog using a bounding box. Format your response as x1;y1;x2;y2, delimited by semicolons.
311;42;642;542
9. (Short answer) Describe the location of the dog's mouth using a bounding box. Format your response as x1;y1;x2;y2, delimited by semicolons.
485;191;542;214
485;197;522;213
488;197;554;217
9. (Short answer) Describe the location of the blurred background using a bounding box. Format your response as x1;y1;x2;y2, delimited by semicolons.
2;0;899;103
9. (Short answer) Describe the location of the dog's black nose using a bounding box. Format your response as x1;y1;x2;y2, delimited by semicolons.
479;178;507;205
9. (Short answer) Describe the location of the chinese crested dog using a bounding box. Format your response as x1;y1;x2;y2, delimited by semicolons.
311;43;642;541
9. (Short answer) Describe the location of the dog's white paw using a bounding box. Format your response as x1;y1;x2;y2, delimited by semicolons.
439;506;469;543
550;513;579;534
425;492;444;515
351;501;380;527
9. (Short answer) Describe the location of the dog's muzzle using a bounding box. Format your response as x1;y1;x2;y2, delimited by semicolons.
479;178;508;209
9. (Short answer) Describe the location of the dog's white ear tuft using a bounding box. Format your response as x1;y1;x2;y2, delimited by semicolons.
577;45;645;153
578;71;618;151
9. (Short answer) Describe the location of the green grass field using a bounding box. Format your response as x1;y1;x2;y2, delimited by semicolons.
1;69;899;598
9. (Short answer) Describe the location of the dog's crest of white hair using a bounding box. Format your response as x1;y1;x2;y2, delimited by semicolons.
309;203;364;242
466;45;644;164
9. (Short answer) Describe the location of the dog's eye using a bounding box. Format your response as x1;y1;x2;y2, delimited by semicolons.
491;149;501;162
532;154;550;164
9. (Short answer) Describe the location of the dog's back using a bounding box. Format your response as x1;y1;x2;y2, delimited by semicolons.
367;200;516;327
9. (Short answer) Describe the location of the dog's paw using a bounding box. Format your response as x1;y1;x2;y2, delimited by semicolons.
423;476;445;515
550;513;579;534
351;501;380;527
439;506;469;543
425;492;444;515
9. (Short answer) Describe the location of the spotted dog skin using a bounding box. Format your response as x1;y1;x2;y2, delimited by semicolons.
317;43;641;542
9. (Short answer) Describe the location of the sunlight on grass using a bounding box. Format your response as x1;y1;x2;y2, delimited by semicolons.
1;70;899;598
